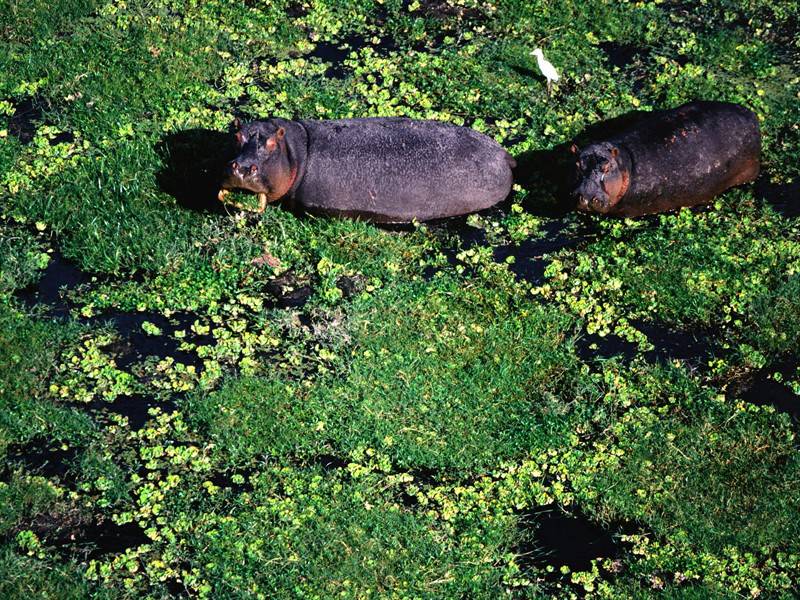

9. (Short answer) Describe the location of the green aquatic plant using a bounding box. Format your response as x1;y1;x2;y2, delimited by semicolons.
2;0;800;596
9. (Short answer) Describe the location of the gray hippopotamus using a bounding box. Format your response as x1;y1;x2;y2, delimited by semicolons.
571;101;761;217
218;117;515;223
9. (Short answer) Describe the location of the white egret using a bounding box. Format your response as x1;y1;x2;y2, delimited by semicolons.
531;48;559;94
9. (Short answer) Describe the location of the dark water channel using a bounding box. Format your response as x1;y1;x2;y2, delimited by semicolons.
738;357;800;423
576;320;717;366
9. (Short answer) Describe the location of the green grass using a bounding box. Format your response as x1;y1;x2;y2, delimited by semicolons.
0;309;95;459
188;276;585;471
1;0;800;597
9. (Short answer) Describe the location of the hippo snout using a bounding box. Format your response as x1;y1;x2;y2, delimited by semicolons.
575;192;611;214
227;161;259;177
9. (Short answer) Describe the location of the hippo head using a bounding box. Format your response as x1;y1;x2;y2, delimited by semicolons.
219;119;297;207
571;142;629;214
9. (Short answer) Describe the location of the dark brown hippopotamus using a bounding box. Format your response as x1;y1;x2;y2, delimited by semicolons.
571;101;761;217
218;117;516;223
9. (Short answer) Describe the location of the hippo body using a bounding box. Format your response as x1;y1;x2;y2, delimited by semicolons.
220;117;515;223
571;101;761;217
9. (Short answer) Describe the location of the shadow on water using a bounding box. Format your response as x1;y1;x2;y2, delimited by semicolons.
511;108;665;211
155;129;238;213
517;506;628;575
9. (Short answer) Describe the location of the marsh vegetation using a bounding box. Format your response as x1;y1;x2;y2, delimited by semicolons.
1;0;800;597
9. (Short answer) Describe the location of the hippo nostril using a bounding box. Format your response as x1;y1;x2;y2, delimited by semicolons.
230;161;239;174
249;164;258;175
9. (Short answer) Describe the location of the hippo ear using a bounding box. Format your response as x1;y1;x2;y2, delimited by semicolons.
609;146;619;158
570;143;579;155
265;128;286;151
233;117;241;131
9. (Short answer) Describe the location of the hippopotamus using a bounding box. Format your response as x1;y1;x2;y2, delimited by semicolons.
217;117;516;223
571;101;761;217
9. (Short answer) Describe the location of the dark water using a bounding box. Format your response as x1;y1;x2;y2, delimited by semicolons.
431;205;592;285
577;320;717;366
309;34;397;79
266;270;314;307
599;42;649;70
4;441;79;480
86;310;205;369
739;357;800;422
207;469;255;494
495;219;595;285
93;394;179;430
81;520;149;560
755;177;800;218
308;453;349;472
17;252;93;318
518;506;625;574
7;97;42;144
49;131;76;145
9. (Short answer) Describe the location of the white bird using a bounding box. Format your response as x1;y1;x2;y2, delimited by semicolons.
531;48;559;94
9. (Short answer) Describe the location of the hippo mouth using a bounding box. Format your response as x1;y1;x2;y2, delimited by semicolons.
218;173;271;213
217;188;269;210
575;194;612;214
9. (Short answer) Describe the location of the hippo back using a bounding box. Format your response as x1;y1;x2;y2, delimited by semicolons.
294;118;514;222
610;101;761;215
